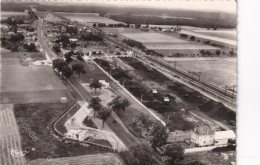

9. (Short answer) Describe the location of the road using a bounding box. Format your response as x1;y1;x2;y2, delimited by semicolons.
36;18;139;148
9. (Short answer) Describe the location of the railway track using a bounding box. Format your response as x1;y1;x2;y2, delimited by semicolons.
47;10;236;106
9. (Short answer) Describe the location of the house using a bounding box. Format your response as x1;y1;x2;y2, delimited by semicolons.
69;38;78;42
191;126;214;147
214;130;236;147
164;96;169;102
65;129;87;141
127;51;134;56
152;89;158;94
99;80;109;89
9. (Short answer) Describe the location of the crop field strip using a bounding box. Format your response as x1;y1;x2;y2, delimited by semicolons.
0;104;27;165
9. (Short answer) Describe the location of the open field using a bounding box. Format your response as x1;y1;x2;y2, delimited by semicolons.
0;104;27;165
163;57;237;88
179;151;236;165
180;30;237;47
29;153;123;165
192;29;237;41
36;12;63;22
13;102;112;160
122;32;188;43
0;11;28;20
0;52;74;104
55;12;124;24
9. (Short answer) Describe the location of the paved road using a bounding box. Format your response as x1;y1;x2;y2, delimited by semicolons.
37;19;139;148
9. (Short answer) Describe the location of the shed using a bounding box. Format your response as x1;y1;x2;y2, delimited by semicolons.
214;130;236;147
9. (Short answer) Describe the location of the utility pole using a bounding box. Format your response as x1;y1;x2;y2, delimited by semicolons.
166;115;170;126
141;94;144;102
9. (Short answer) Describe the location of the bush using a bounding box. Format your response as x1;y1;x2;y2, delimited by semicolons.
180;34;188;38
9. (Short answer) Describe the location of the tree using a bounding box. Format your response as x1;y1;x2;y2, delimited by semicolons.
64;51;73;64
88;97;102;117
129;141;154;165
190;36;195;41
97;107;111;128
72;62;85;79
108;96;129;117
26;43;38;52
61;65;73;80
89;80;102;94
150;122;168;148
164;143;184;164
52;43;61;53
52;59;68;72
216;50;221;56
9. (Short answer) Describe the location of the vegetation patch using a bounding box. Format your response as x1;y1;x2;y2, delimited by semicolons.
13;102;110;160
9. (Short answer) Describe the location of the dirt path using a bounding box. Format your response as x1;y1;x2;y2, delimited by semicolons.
0;104;27;165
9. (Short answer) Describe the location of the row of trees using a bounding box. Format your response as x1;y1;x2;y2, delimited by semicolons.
80;32;103;42
52;59;86;80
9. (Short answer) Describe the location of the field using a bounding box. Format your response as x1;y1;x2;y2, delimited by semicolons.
180;30;237;47
0;104;27;165
121;32;188;43
179;151;236;165
0;11;28;20
163;57;237;88
29;153;123;165
36;12;62;22
55;12;124;24
118;30;221;56
0;52;74;104
192;29;237;41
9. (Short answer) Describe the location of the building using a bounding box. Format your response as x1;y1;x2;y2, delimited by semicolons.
69;38;78;42
65;129;87;141
214;130;236;147
191;126;214;147
99;80;109;89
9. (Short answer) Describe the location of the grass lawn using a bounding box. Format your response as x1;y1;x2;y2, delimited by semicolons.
79;61;111;83
13;102;111;160
178;151;236;165
1;52;75;104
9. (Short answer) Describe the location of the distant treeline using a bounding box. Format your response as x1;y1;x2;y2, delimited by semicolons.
2;2;236;28
110;15;236;29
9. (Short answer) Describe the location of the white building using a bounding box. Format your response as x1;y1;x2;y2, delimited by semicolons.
214;130;236;147
191;126;214;147
99;80;109;89
65;129;87;141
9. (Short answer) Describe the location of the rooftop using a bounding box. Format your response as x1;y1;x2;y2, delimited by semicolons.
214;130;236;140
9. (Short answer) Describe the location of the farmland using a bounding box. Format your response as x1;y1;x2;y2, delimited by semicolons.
163;57;237;88
0;52;75;104
0;11;28;20
121;32;188;43
55;12;124;25
106;28;222;56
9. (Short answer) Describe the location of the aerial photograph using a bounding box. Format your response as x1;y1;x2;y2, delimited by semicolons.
0;0;237;165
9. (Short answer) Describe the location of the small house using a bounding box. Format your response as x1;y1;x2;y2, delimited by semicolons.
191;126;214;147
99;80;109;89
69;38;78;42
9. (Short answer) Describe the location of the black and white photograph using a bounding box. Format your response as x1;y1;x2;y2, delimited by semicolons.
1;0;253;165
